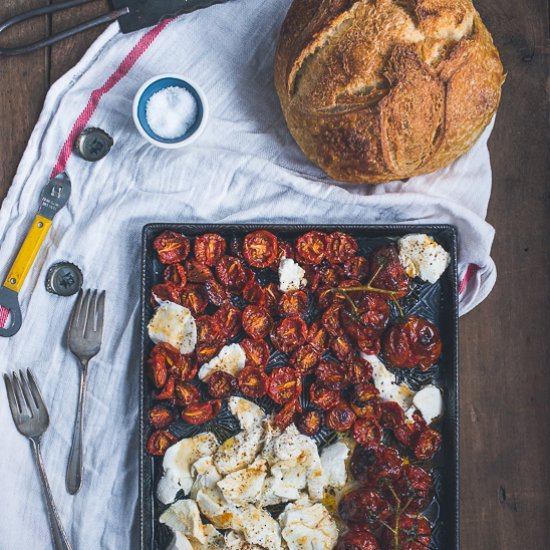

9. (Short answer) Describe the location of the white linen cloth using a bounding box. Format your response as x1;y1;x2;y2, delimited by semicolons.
0;1;497;548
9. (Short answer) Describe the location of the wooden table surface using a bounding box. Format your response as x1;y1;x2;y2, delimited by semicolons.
0;1;548;548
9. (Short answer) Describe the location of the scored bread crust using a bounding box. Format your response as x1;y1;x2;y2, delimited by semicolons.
274;0;505;184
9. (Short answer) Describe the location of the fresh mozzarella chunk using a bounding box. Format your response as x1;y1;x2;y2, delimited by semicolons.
279;258;307;292
214;423;264;475
398;234;450;284
148;301;197;354
196;487;243;531
320;442;350;489
190;456;222;500
229;396;265;432
240;504;283;550
364;354;414;411
159;500;206;544
157;433;219;504
258;474;301;506
217;458;268;506
279;498;339;550
412;384;443;424
198;343;246;381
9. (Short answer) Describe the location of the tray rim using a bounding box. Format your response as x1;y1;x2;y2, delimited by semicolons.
139;223;460;550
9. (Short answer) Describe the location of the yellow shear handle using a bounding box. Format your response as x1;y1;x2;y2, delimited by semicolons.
4;214;52;293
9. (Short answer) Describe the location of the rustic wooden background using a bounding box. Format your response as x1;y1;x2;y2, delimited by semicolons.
0;0;548;548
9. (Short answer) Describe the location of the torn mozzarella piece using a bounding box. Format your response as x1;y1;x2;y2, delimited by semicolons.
198;343;246;381
214;423;264;475
159;500;207;544
148;301;197;354
157;433;219;504
196;487;243;531
410;384;443;424
398;234;450;284
240;504;283;550
190;456;222;499
279;257;307;292
364;354;414;411
229;396;265;432
217;457;268;506
279;498;339;550
320;441;350;489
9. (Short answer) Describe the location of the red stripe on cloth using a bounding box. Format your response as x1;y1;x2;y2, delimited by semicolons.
1;21;172;329
51;19;172;177
459;263;479;295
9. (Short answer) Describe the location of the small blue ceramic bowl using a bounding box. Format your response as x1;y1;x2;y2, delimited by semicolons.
133;74;208;149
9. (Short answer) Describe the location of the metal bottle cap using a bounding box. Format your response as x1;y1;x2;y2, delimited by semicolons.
74;128;113;161
45;262;83;296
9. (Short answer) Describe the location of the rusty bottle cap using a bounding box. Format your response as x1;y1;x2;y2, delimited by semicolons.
74;128;113;161
45;262;83;296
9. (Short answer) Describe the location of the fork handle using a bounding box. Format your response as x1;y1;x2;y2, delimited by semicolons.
66;363;88;495
30;439;72;550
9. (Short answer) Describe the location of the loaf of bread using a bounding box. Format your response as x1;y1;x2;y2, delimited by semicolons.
275;0;505;184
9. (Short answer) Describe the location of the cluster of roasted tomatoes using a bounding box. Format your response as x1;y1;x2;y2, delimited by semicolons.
145;229;442;460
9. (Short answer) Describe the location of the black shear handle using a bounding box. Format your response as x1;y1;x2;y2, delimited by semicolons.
0;0;130;56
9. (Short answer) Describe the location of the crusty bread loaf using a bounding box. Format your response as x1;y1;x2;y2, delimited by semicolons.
274;0;505;184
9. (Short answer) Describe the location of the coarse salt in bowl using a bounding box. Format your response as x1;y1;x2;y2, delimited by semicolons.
133;74;208;149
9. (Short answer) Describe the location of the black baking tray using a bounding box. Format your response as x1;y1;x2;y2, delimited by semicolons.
139;224;459;550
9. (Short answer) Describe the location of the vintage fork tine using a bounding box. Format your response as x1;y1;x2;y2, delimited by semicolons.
95;291;106;337
68;289;85;337
3;374;21;422
27;369;48;416
11;372;30;419
75;289;91;334
18;370;39;415
83;290;98;338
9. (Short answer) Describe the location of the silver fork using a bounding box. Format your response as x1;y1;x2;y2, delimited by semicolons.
66;289;106;495
4;370;72;550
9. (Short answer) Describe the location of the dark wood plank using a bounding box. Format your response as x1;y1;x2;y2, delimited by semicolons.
0;0;49;202
460;0;550;548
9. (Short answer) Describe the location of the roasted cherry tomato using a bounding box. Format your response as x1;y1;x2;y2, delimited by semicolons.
150;283;181;306
309;383;341;410
207;371;237;399
270;317;308;353
181;400;222;425
296;409;323;436
175;354;198;382
352;383;379;406
148;345;170;388
413;428;442;461
174;382;201;407
295;231;327;265
335;530;381;550
351;398;382;420
303;265;321;291
349;445;376;483
369;245;410;298
330;334;354;361
242;279;267;306
353;416;383;448
307;320;329;351
185;258;214;283
396;465;434;513
155;376;176;401
204;278;229;306
381;514;432;550
146;429;177;456
214;305;242;340
194;233;226;266
238;366;268;398
322;304;344;337
216;256;251;291
163;264;187;289
348;355;374;384
317;264;345;287
383;316;442;371
338;487;392;527
379;401;406;431
195;343;222;365
263;282;281;316
268;367;302;404
154;231;190;264
326;402;357;431
289;344;321;374
274;399;301;430
325;232;358;264
278;290;309;317
180;284;209;315
148;405;175;429
343;256;370;281
242;305;274;340
356;446;404;485
316;359;349;391
243;230;278;268
240;338;270;369
195;315;225;346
